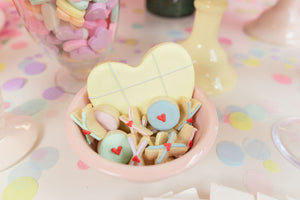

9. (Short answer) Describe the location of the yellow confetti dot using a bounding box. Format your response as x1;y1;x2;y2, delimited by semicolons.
133;8;144;14
243;58;260;67
1;177;38;200
0;63;5;71
229;112;254;131
288;58;298;63
264;160;279;173
284;64;293;69
125;39;138;46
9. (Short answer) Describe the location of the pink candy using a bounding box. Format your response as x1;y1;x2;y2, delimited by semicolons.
88;26;111;51
55;26;85;41
22;0;119;62
70;46;97;60
85;3;108;21
83;19;107;36
26;15;49;35
63;39;88;52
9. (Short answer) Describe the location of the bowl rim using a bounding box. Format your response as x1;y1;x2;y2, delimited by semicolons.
65;85;218;182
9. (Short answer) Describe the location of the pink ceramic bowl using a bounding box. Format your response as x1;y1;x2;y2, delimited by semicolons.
65;85;218;182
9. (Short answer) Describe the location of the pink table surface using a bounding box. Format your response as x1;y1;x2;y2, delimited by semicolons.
0;0;300;199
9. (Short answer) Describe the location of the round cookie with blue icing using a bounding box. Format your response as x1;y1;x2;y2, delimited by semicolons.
147;97;180;131
97;130;133;164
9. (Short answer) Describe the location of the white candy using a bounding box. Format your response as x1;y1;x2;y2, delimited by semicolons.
82;28;89;40
41;3;60;31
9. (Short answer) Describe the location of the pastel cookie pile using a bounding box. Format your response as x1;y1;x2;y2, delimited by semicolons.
17;0;118;62
70;43;202;165
71;96;202;165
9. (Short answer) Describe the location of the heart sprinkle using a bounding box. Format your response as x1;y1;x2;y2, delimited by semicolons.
157;113;166;122
82;129;91;135
132;155;140;163
111;146;122;155
126;120;133;127
164;143;171;151
187;117;194;123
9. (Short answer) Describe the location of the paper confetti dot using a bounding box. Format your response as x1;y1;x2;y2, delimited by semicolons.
229;112;254;131
244;170;273;195
132;23;144;29
284;64;293;69
245;104;268;121
217;141;245;167
225;105;247;115
243;58;260;67
1;177;38;200
185;27;192;34
243;138;271;160
273;74;292;85
31;148;47;162
3;101;11;110
271;55;280;60
0;63;5;71
288;58;297;63
124;39;138;46
77;160;89;170
19;59;34;70
24;62;46;75
42;87;64;100
134;49;142;54
30;147;59;170
10;41;28;49
133;8;144;14
219;37;232;46
12;99;47;115
263;160;279;173
249;48;265;57
2;77;26;91
8;162;42;183
168;30;182;37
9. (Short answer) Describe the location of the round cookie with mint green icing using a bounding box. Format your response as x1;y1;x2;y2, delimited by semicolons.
97;130;133;164
147;97;180;131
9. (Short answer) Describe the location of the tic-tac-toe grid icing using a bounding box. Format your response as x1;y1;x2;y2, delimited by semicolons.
87;43;195;114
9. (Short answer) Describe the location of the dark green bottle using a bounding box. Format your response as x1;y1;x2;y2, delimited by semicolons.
146;0;195;18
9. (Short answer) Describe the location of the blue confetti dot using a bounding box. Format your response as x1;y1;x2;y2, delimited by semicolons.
12;99;47;116
217;141;245;167
245;104;268;121
243;138;271;161
225;105;247;115
132;23;144;29
8;162;42;183
249;48;265;57
168;30;182;37
30;147;59;170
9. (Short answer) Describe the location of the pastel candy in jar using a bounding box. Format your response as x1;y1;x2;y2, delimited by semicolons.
17;0;119;64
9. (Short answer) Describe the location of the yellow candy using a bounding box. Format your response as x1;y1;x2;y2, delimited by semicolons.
56;7;84;27
56;0;85;19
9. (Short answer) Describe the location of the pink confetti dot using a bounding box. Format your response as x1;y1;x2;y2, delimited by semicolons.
219;37;232;46
10;41;28;49
244;170;273;196
77;160;89;170
31;148;47;162
185;27;192;34
3;102;10;110
272;74;292;85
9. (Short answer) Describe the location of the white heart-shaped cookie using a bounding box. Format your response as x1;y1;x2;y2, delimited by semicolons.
87;42;195;114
